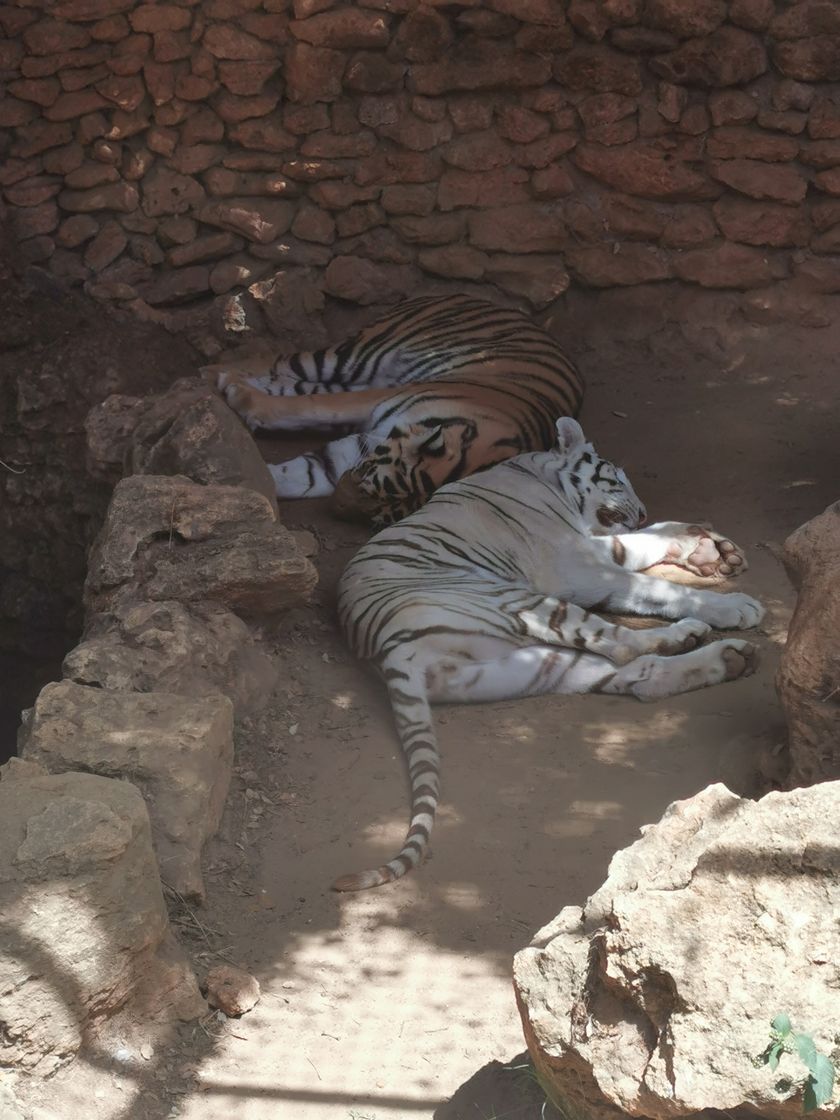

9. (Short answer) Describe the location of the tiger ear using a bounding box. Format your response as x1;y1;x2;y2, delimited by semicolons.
555;416;585;456
420;425;445;451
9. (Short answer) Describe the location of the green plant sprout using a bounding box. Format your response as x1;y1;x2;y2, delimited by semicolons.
756;1014;836;1112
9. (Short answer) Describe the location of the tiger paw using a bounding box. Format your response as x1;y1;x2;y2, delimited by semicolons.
697;591;765;630
216;376;264;431
665;526;748;579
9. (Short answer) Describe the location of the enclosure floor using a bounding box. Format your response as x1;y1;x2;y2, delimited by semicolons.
21;294;840;1120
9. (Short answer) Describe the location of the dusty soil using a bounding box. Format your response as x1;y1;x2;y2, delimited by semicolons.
11;283;840;1120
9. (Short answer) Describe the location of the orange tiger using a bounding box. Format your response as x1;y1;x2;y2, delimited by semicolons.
208;294;584;526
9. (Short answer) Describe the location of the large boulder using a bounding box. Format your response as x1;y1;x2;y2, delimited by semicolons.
84;474;317;617
776;501;840;784
0;759;204;1073
19;680;234;902
86;380;278;510
63;598;278;715
514;782;840;1120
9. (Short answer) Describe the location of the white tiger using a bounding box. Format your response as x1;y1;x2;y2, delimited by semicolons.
334;417;764;892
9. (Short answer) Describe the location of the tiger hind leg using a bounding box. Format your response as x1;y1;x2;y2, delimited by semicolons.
427;639;759;704
268;433;368;498
513;597;711;665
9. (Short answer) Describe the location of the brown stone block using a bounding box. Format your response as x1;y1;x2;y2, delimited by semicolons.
757;109;807;135
566;242;672;286
229;117;297;151
24;19;90;56
713;196;810;247
11;121;74;159
141;166;205;216
498;105;551;144
610;26;677;52
291;8;388;48
198;198;295;242
391;212;465;245
516;132;578;169
65;162;120;189
392;6;452;63
203;166;296;198
10;199;59;240
651;26;768;87
0;158;43;188
203;22;277;60
410;50;551;95
808;96;840;140
673;241;786;287
168;144;225;175
217;59;279;95
175;74;218;101
468;203;567;253
90;14;130;41
5;175;61;207
438;166;530;210
180;105;224;144
129;4;191;33
51;0;135;17
21;45;110;79
710;158;807;204
8;78;61;108
554;43;643;94
814;167;840;196
532;165;575;198
153;29;192;63
343;51;404;93
309;180;380;210
377;113;452;152
772;37;840;82
707;125;798;162
43;89;108;121
0;98;37;128
168;232;241;267
660;204;717;247
417;245;488;281
95;73;145;112
59;181;139;214
59;63;111;92
574;141;719;201
771;0;840;38
41;143;84;175
285;42;344;101
323;254;416;304
799;138;840;168
646;0;726;38
729;0;774;31
335;202;383;237
83;218;127;270
442;130;512;172
354;150;441;186
301;130;376;157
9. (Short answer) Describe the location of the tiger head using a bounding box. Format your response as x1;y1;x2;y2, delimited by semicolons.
554;417;647;533
330;420;478;527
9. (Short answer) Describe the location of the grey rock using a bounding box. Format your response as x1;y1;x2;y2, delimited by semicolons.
20;680;234;902
514;781;840;1119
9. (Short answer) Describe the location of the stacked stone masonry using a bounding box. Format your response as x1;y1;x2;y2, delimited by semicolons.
3;0;840;334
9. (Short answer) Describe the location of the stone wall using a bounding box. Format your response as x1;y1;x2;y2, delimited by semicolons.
2;0;840;345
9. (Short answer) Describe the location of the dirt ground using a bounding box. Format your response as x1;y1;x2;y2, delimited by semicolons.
13;284;840;1120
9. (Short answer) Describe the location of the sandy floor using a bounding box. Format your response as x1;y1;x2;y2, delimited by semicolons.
17;286;840;1120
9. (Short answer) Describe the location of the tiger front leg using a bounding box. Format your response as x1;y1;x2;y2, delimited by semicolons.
608;522;748;579
515;598;711;666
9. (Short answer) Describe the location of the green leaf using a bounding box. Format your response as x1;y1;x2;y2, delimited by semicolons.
795;1033;818;1072
768;1044;782;1072
811;1054;835;1108
772;1014;792;1036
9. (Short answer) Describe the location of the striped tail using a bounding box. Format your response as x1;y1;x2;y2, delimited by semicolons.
332;670;441;892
